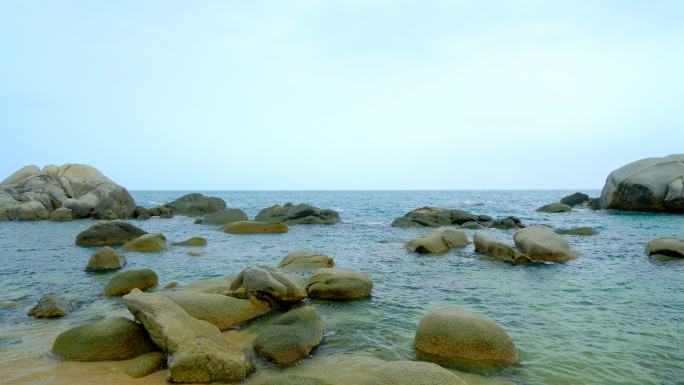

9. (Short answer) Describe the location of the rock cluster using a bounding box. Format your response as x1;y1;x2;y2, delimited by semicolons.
256;203;340;225
392;207;523;229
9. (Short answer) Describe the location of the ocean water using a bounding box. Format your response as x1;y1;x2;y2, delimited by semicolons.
0;190;683;385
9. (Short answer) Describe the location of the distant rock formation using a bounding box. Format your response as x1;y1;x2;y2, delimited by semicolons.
392;207;523;229
0;164;136;220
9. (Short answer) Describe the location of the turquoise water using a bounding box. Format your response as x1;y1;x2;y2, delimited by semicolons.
1;190;683;385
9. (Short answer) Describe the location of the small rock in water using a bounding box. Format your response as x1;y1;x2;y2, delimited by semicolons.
645;237;684;259
0;300;18;308
164;281;178;289
513;225;575;262
104;268;158;297
560;192;590;207
186;251;203;257
75;221;147;246
307;268;373;300
406;228;469;254
536;203;572;213
123;233;167;252
27;294;74;318
85;246;126;271
172;236;207;247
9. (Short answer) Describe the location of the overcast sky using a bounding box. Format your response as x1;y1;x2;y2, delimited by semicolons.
1;1;683;189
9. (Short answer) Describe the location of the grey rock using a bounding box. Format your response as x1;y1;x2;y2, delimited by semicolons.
75;221;147;246
560;192;590;206
86;246;126;271
198;208;248;224
253;306;324;365
155;193;226;217
256;203;340;225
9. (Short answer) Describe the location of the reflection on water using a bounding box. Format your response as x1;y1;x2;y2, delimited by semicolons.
1;190;683;385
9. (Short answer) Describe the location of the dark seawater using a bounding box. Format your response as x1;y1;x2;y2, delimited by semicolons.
1;190;683;385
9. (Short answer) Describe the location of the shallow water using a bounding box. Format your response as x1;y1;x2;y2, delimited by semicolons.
1;190;683;385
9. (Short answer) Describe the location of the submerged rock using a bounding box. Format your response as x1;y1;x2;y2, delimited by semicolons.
536;203;572;213
555;227;598;236
123;233;167;252
601;154;684;213
307;268;373;300
27;294;73;318
365;361;468;385
560;192;590;207
473;232;530;263
230;266;306;305
0;163;137;220
162;291;270;330
221;221;288;234
126;351;167;378
415;307;518;371
406;228;469;254
172;236;207;246
513;225;574;262
197;209;248;224
256;203;341;225
104;268;158;296
154;193;226;217
253;306;324;365
75;221;147;246
123;289;253;383
51;316;156;361
278;251;334;269
645;237;684;258
85;246;126;271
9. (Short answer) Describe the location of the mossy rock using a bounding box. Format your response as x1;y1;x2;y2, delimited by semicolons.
123;233;167;252
172;236;207;247
104;268;158;296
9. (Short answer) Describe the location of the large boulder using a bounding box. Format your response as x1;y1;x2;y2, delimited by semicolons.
601;154;684;213
123;233;167;252
365;361;468;385
123;289;253;383
27;294;74;318
473;232;530;263
256;203;340;225
253;306;324;365
307;268;373;300
75;221;147;246
406;228;469;254
85;246;126;271
535;203;572;213
155;193;226;217
415;307;518;371
0;163;137;220
197;209;248;224
560;192;590;207
104;268;158;296
221;221;288;234
51;316;157;361
513;226;575;262
230;266;306;305
278;251;334;269
645;237;684;258
162;291;270;331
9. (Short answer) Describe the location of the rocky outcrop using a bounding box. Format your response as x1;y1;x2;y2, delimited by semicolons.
0;164;137;220
229;266;306;305
601;154;684;213
253;306;324;365
555;227;598;236
123;289;253;383
221;221;288;234
104;268;158;296
645;237;684;258
172;236;207;246
27;294;74;318
123;233;167;252
560;192;590;207
86;246;126;271
196;209;248;224
406;228;469;254
75;221;147;246
256;203;340;225
126;351;167;378
473;232;530;263
307;268;373;300
415;307;518;371
392;207;523;229
162;291;270;330
153;193;226;217
365;361;468;385
51;316;157;361
536;203;572;213
278;251;334;269
513;226;575;262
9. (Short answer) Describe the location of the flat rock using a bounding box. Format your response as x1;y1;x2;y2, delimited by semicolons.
473;232;530;263
407;228;469;254
278;251;334;269
123;233;167;252
86;246;126;271
221;221;288;234
75;221;147;246
513;225;575;262
27;294;74;318
307;268;373;300
253;306;324;365
104;268;158;297
365;361;468;385
162;291;270;330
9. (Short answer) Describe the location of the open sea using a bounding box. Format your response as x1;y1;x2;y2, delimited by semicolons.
0;190;682;385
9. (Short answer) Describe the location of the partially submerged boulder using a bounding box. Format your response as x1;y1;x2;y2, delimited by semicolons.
154;193;226;217
513;226;575;262
221;221;288;234
253;306;324;365
51;316;156;361
601;154;684;213
197;209;248;225
555;227;598;236
392;207;523;229
560;192;590;207
473;232;530;263
415;307;518;371
406;228;468;254
123;233;167;252
104;268;158;296
536;203;572;213
365;361;468;385
123;289;253;383
0;163;137;220
256;203;340;225
162;291;270;330
85;246;126;271
27;294;74;318
278;251;334;269
126;351;167;378
75;221;147;246
645;237;684;258
230;266;306;305
172;236;207;246
307;268;373;300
